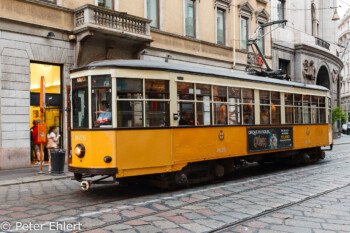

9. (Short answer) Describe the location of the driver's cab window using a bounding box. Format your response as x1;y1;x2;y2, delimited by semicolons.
92;75;112;128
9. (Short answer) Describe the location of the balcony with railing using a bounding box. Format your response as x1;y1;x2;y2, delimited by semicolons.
74;4;152;42
315;37;330;50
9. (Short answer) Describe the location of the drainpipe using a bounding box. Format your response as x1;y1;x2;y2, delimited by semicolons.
232;0;236;69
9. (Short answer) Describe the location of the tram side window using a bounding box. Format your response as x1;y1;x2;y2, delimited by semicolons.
72;77;88;129
196;84;212;125
242;88;254;125
294;94;302;124
260;90;270;125
213;86;228;125
285;93;293;124
178;82;195;125
117;78;143;127
271;92;281;124
92;75;112;128
328;97;332;124
228;87;241;125
145;79;170;127
311;96;318;124
303;95;311;124
319;97;326;123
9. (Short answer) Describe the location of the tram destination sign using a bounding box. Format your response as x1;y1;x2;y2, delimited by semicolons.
247;127;293;153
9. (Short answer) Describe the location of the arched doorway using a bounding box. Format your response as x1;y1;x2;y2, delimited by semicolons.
316;66;330;89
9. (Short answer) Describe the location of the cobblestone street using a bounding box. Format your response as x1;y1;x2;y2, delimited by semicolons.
0;143;350;233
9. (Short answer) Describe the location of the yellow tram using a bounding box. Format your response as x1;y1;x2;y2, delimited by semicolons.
69;60;332;190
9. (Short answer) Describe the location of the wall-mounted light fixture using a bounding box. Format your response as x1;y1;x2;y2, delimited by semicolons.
47;32;55;38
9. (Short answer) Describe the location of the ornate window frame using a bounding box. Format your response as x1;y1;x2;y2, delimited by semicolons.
255;8;269;55
183;0;200;39
214;0;231;46
144;0;163;30
238;1;254;50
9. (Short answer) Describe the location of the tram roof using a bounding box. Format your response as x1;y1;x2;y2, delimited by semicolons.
71;60;329;92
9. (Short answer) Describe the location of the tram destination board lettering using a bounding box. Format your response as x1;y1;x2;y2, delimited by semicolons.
247;127;293;153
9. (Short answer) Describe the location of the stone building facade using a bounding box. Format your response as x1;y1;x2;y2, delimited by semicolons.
270;0;343;107
339;9;350;119
0;0;274;170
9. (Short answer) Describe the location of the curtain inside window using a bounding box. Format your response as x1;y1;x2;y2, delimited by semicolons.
98;0;113;9
240;17;247;50
217;9;225;44
147;0;159;28
257;26;264;54
185;0;195;37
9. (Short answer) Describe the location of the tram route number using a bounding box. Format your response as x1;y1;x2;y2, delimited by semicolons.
217;147;226;153
75;135;87;141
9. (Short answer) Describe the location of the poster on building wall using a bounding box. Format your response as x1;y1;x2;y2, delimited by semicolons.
247;127;293;153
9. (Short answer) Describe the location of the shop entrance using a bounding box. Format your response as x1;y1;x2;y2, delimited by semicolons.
30;62;63;165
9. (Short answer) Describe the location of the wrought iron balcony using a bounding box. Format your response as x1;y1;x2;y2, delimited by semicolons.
74;4;152;41
315;37;330;50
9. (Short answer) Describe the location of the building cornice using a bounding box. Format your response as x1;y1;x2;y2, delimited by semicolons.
272;43;295;54
295;43;343;69
18;0;73;13
151;28;233;51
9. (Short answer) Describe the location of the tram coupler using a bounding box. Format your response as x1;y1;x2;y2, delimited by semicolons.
80;175;116;191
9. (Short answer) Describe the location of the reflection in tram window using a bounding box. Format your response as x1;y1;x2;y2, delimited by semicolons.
214;103;227;125
146;79;169;99
146;101;170;127
145;79;170;127
311;96;318;124
271;92;281;124
213;86;227;125
177;82;194;100
303;95;311;124
196;102;211;125
92;75;112;128
196;84;211;125
117;78;143;99
285;93;293;124
178;102;195;125
294;94;302;124
213;86;227;102
72;78;88;129
319;97;326;123
242;89;254;125
260;90;270;125
117;101;143;127
228;87;241;125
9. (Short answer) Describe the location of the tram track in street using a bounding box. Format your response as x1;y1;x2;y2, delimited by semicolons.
209;182;350;233
70;156;350;232
2;149;350;232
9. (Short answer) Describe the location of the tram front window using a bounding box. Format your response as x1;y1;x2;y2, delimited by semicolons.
72;77;88;129
92;75;112;128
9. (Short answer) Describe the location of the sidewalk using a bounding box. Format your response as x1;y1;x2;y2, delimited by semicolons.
334;133;350;145
0;164;72;186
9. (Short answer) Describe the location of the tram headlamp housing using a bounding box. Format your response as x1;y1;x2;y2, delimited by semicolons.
104;156;112;163
74;144;85;158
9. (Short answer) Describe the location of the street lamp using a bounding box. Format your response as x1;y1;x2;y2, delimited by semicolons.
331;7;340;21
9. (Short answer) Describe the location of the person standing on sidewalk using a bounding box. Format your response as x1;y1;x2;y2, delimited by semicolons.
31;119;42;165
47;126;60;173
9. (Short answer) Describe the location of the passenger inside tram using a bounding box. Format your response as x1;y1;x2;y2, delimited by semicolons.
179;111;195;125
95;101;112;127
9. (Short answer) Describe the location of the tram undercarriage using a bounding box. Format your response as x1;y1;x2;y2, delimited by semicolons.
74;147;327;191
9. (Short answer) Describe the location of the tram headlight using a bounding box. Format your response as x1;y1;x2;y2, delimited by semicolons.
74;144;85;158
